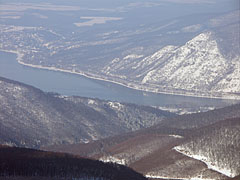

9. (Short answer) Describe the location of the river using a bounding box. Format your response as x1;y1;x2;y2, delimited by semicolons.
0;50;238;113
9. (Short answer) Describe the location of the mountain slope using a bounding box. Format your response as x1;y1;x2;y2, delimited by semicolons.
229;175;240;180
46;104;240;179
0;76;174;148
0;145;147;180
98;119;240;179
175;118;240;178
100;10;240;99
155;103;240;130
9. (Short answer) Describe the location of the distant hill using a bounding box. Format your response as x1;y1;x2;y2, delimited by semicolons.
46;105;240;179
154;103;240;130
0;76;174;148
0;145;147;180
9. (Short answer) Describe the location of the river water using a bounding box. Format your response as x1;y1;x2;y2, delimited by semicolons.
0;51;237;112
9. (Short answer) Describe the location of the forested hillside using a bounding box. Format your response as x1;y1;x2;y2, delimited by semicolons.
0;76;173;148
46;104;240;179
175;118;240;177
0;145;147;180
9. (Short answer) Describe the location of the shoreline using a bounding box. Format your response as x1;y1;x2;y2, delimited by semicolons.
1;49;240;101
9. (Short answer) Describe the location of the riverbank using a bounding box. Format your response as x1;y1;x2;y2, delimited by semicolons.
1;49;240;101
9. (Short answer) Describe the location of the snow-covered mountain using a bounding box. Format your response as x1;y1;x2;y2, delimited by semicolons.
0;76;174;148
101;26;239;99
98;11;240;99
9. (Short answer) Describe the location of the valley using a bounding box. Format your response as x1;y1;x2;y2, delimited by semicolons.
1;50;234;115
0;1;239;100
1;76;239;179
0;0;239;179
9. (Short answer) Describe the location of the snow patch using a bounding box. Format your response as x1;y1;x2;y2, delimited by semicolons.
74;16;122;27
174;146;235;177
107;102;123;110
100;156;126;165
13;86;22;91
123;54;144;60
58;95;68;99
145;174;214;180
182;24;202;33
168;134;184;138
88;99;97;105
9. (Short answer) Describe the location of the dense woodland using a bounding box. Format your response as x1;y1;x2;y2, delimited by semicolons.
0;145;147;180
0;76;173;148
46;104;240;179
177;118;240;177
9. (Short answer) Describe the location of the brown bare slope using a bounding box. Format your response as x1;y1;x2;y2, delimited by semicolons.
45;105;240;179
229;175;240;180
